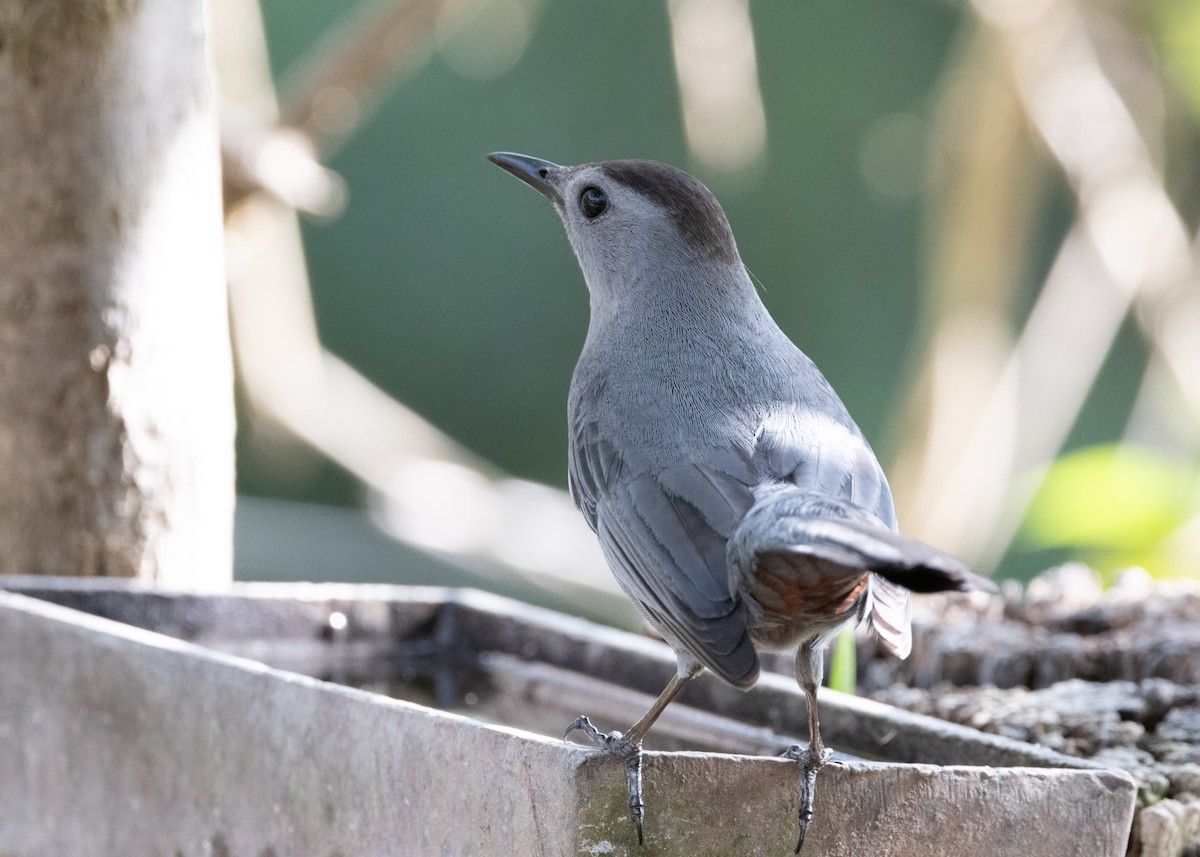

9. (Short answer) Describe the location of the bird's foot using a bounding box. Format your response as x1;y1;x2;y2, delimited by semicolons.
565;715;645;845
784;743;833;854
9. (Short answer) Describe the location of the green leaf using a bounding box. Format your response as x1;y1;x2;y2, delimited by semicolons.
827;627;857;694
1155;0;1200;120
1021;444;1196;552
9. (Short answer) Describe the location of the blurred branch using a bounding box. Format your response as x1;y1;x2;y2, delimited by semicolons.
667;0;767;174
976;0;1198;566
222;127;346;218
892;0;1200;573
221;0;491;214
889;21;1044;561
213;0;636;624
1129;238;1200;436
1124;224;1200;450
278;0;480;153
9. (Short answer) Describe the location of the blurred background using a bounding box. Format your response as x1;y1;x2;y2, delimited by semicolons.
221;0;1200;625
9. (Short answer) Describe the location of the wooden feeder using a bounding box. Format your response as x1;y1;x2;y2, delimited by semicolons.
0;579;1137;856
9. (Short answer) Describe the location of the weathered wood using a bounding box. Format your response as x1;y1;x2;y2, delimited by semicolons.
0;583;1139;855
1133;794;1200;857
0;576;1095;769
858;567;1200;691
861;567;1200;856
0;1;232;583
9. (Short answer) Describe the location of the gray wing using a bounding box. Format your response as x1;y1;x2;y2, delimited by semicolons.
569;419;760;688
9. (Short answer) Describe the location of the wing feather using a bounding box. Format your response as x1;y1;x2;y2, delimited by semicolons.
596;477;760;686
570;410;760;687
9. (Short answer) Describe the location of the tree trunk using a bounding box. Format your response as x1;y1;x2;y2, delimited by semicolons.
0;1;233;585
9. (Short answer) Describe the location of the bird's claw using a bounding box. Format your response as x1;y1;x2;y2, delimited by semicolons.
564;714;612;745
784;744;833;854
565;715;646;845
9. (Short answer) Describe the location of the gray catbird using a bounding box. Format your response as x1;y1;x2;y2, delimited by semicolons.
487;152;993;852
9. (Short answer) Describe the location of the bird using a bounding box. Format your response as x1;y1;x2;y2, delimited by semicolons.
486;151;994;852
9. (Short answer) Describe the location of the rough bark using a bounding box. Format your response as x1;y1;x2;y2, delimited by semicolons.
0;0;233;585
856;566;1200;857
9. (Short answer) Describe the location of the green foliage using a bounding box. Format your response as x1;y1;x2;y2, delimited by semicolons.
1019;444;1200;581
1155;0;1200;121
827;626;857;695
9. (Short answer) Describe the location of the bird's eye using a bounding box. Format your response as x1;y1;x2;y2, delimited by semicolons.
579;186;608;219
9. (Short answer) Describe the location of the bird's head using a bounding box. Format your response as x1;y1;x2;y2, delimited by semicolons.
487;153;743;306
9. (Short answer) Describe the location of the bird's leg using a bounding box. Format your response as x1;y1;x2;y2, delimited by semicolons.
564;663;699;846
785;639;832;854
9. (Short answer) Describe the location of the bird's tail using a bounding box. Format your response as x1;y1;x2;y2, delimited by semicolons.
728;485;994;657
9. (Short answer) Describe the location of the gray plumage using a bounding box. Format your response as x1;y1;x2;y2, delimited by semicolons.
487;152;991;850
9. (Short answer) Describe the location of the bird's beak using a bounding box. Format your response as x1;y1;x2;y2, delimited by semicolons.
486;152;563;206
